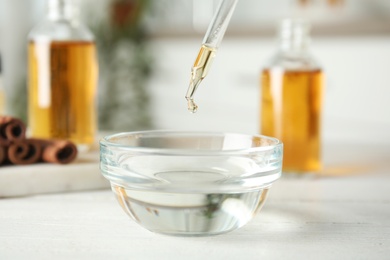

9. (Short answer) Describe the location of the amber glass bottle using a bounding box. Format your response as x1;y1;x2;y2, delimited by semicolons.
261;19;324;173
28;0;98;150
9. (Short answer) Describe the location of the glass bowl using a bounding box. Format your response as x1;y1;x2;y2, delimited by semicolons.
100;131;283;236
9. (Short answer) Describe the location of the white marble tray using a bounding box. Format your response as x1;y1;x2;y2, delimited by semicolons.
0;149;110;198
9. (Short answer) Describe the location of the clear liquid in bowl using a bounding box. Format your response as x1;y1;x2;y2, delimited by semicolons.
113;184;268;236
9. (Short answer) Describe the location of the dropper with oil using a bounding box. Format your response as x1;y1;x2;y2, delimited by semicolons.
185;0;239;113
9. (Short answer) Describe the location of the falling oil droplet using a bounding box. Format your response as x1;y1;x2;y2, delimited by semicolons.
187;98;198;113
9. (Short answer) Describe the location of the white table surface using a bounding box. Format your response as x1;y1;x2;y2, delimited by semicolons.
0;142;389;260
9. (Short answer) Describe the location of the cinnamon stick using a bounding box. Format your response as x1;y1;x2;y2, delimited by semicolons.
0;116;26;145
0;115;78;166
8;139;42;165
0;145;7;165
40;139;78;164
6;138;78;165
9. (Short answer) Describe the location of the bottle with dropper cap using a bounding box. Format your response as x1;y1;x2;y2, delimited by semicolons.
260;19;324;173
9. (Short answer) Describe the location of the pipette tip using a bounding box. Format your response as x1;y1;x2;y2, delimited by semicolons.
186;98;198;113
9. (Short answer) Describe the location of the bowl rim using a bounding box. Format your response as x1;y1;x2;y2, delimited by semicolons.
100;130;282;155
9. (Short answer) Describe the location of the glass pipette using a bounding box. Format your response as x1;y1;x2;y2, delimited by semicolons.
185;0;239;113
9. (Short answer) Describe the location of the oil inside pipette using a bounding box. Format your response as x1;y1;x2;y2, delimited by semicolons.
185;44;216;113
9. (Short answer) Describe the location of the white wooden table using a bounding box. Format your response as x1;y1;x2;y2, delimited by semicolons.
0;142;389;259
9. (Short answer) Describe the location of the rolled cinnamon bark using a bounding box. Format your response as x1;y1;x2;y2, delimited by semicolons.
40;139;78;164
4;138;78;166
0;145;7;165
8;139;42;165
0;116;26;145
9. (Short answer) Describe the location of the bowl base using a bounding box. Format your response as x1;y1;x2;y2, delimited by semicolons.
112;185;269;236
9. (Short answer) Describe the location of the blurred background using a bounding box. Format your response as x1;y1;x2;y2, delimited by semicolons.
0;0;390;144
